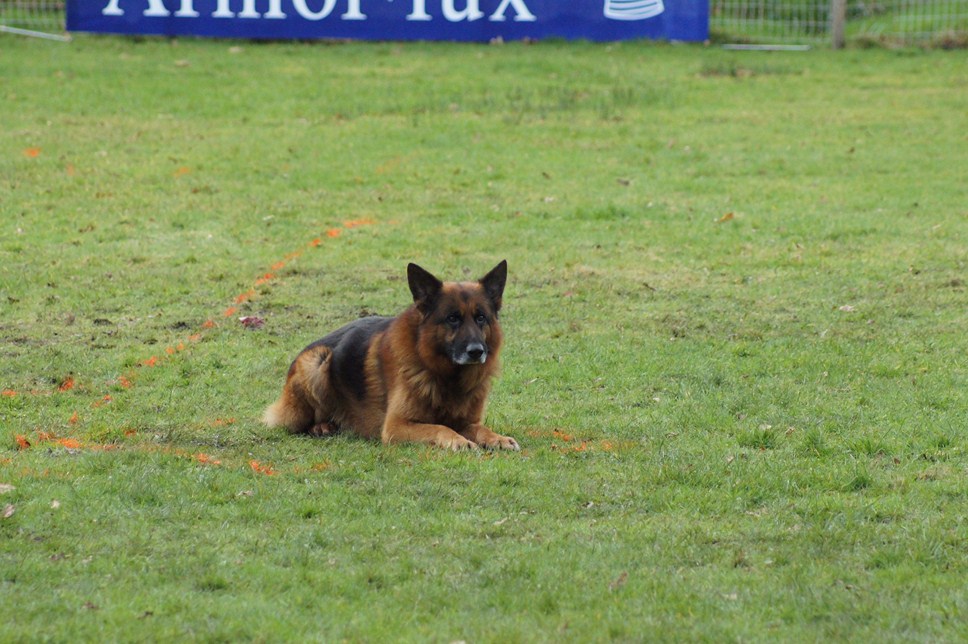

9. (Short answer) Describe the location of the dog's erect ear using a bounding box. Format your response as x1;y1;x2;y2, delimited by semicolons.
408;263;443;311
479;260;507;313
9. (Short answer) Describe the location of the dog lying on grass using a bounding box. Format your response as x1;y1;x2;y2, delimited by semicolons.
265;260;519;451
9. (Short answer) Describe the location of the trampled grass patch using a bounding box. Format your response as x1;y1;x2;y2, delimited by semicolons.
2;36;967;640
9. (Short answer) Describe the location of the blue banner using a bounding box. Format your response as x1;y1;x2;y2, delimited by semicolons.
67;0;709;42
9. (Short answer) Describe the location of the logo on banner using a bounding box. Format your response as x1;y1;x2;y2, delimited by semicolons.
604;0;664;20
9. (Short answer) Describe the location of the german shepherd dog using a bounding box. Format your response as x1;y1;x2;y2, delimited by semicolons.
264;261;519;451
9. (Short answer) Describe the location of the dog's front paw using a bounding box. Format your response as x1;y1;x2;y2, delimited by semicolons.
438;433;480;452
481;434;521;451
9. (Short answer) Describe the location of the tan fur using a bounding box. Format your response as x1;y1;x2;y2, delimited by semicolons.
264;261;519;451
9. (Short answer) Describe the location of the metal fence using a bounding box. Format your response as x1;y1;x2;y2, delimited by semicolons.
710;0;968;46
0;0;69;40
2;0;966;46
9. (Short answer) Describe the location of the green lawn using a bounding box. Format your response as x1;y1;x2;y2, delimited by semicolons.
1;36;966;641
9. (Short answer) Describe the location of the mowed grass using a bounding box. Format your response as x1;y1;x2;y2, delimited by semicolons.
1;35;967;641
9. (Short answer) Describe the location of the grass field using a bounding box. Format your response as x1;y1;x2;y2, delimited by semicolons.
2;35;967;641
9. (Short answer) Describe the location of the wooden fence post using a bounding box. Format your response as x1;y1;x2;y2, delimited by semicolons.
831;0;847;48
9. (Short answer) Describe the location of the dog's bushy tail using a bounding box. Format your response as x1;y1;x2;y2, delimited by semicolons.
263;345;333;433
262;396;295;429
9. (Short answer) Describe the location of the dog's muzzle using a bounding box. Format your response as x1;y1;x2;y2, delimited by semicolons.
455;342;487;365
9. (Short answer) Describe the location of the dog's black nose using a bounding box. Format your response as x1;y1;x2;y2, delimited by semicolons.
466;343;485;361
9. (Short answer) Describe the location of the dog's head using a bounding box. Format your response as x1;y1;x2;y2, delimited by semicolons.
408;260;506;366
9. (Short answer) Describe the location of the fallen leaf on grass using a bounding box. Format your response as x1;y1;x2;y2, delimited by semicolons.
51;500;61;509
23;147;41;158
173;166;191;177
15;435;31;450
2;504;14;519
58;376;75;391
717;212;735;223
0;484;15;494
838;305;856;312
239;316;265;329
194;453;222;466
609;571;629;591
249;460;276;476
2;390;16;398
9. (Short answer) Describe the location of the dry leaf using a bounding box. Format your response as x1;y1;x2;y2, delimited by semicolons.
248;460;276;476
23;147;41;158
838;305;856;312
0;484;15;494
717;212;735;223
51;500;61;509
2;504;14;519
342;217;374;229
609;571;629;591
239;316;265;329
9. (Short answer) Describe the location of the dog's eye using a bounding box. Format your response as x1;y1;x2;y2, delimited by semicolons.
446;313;461;326
475;314;487;326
